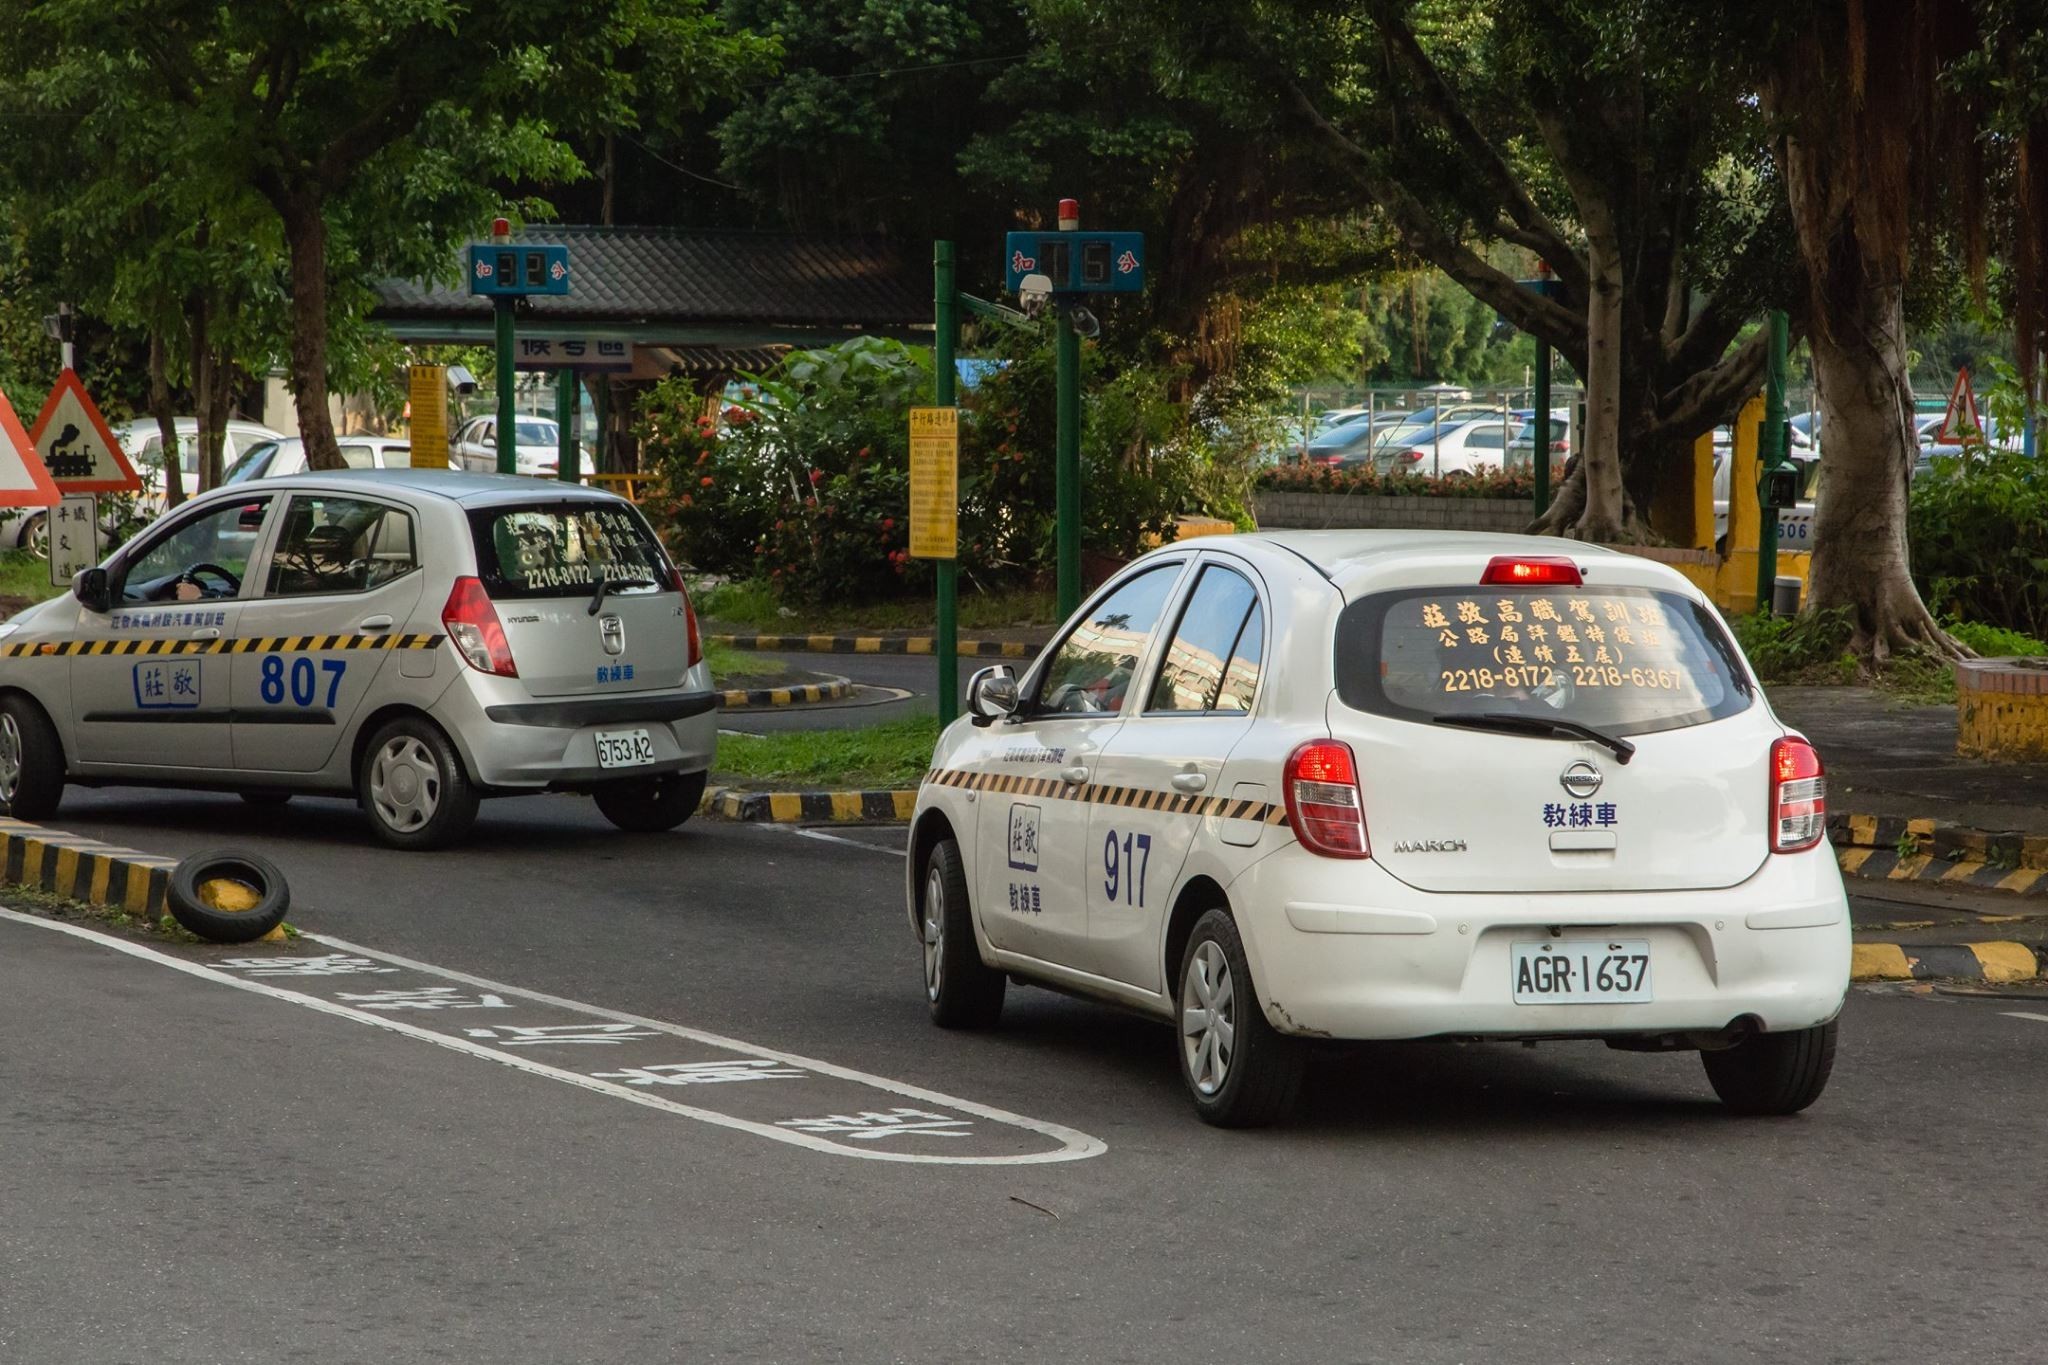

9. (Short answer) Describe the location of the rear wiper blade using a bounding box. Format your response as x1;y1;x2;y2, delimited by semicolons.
1431;711;1636;765
588;575;656;615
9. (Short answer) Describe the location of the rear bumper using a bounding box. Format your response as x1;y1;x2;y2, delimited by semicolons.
1225;843;1851;1041
433;669;719;789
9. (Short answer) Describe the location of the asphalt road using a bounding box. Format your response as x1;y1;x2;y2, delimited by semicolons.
719;651;957;734
6;787;2047;1363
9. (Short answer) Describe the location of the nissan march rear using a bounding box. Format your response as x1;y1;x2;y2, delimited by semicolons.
906;533;1850;1127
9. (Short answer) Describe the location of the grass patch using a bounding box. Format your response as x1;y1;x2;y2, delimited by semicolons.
702;638;787;682
0;549;62;611
713;715;940;791
1731;609;2047;707
698;576;1056;634
1947;620;2048;658
0;879;300;945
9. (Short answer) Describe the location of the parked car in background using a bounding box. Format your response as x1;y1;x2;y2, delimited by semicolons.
452;416;592;478
1368;405;1497;458
119;418;288;507
1505;411;1571;472
1375;417;1513;476
223;436;428;485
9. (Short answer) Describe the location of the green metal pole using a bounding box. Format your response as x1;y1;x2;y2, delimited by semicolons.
1532;341;1552;517
494;297;517;476
1055;309;1081;621
555;371;578;482
1757;309;1789;614
592;376;610;476
934;241;960;727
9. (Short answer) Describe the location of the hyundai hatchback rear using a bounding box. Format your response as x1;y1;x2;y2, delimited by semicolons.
906;532;1850;1126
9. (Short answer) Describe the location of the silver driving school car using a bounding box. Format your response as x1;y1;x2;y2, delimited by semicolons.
0;470;716;848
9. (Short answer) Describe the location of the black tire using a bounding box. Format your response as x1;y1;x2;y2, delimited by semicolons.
167;850;291;944
20;512;47;560
920;837;1004;1028
1177;908;1306;1128
239;790;294;808
1701;1019;1838;1116
356;715;479;851
0;693;66;820
594;770;706;833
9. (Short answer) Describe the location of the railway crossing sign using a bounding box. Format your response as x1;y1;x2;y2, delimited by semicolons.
28;369;143;492
0;387;61;508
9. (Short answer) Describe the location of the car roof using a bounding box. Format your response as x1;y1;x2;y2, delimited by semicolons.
179;467;624;508
1175;530;1690;596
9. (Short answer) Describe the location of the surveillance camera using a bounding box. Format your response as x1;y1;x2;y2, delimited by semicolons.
1017;273;1053;320
1068;305;1101;340
447;364;478;395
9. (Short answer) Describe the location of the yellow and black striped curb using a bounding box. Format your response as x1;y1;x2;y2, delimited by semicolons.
709;633;1038;658
0;817;180;918
699;786;917;823
716;674;853;709
1830;812;2048;895
3;633;444;658
1850;941;2044;983
924;766;1292;825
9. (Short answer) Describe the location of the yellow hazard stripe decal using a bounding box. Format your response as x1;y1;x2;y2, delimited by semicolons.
923;766;1290;825
3;633;445;658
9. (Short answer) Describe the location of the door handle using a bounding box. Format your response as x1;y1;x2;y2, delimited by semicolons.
189;628;220;640
1061;765;1090;786
359;615;393;632
1171;771;1208;794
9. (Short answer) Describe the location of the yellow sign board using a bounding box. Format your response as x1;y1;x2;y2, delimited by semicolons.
408;366;449;469
908;406;959;560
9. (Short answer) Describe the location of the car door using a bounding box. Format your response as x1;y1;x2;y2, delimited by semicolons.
229;492;428;774
971;560;1189;965
70;494;277;771
1082;559;1266;988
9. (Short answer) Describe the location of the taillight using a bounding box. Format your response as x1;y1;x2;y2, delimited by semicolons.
441;576;518;677
1394;449;1424;466
1770;736;1826;851
671;565;702;668
1284;740;1369;859
1480;555;1583;586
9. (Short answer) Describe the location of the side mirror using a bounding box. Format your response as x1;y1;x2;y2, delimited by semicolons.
967;666;1020;727
73;567;111;615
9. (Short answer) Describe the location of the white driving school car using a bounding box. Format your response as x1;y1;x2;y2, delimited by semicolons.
0;470;716;849
907;531;1849;1127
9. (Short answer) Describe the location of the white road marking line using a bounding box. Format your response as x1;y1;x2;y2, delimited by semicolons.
2003;1012;2048;1025
782;825;907;857
0;908;1105;1166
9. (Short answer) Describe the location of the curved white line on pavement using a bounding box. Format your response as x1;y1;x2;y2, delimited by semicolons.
0;909;1105;1165
306;932;1103;1165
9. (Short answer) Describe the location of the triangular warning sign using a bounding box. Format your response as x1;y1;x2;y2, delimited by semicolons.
0;387;62;508
1936;366;1985;445
28;369;143;492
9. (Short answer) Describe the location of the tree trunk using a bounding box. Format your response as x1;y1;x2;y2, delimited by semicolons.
279;190;345;471
148;333;185;509
1576;219;1628;541
601;133;616;227
201;351;232;489
187;296;216;494
1803;278;1950;659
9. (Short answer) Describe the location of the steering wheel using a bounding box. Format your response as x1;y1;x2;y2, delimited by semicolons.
177;562;242;595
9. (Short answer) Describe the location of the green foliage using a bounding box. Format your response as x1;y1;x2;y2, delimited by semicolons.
1945;619;2048;658
1728;609;1857;684
1361;272;1535;387
1909;451;2048;639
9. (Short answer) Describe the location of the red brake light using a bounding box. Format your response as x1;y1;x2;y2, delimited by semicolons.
1394;450;1424;465
672;565;702;668
1770;736;1826;851
1284;740;1369;859
1480;555;1583;586
441;575;518;677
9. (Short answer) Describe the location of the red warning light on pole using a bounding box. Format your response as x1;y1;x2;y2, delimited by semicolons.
1057;199;1080;231
491;216;511;242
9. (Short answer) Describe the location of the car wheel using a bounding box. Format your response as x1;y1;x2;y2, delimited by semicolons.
166;850;290;944
0;694;65;820
922;836;1004;1028
20;512;47;561
594;770;706;832
1701;1020;1837;1116
357;716;478;851
1178;907;1305;1128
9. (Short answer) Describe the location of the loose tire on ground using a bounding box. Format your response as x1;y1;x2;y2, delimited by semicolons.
1701;1019;1838;1116
921;836;1005;1028
167;850;291;943
0;693;66;820
1178;907;1306;1128
594;770;706;832
357;715;479;851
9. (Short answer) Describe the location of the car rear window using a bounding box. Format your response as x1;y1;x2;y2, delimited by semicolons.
467;502;672;600
1335;585;1752;736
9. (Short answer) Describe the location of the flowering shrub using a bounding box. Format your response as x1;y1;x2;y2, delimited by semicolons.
1255;460;1541;500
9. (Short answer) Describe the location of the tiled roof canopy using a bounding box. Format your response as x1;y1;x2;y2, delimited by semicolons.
373;226;928;328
